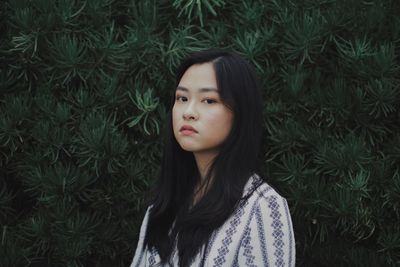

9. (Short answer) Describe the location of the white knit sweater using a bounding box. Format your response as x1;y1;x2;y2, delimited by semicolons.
130;173;296;267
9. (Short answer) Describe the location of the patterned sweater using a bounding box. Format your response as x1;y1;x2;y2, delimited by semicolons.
130;173;296;266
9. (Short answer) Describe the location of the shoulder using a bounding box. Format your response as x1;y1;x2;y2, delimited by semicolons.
136;204;153;238
234;174;296;267
256;180;286;202
244;173;287;202
242;173;290;216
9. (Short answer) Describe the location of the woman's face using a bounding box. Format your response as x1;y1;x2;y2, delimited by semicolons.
172;63;234;156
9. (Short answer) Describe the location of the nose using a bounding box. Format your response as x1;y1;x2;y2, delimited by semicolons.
182;101;198;121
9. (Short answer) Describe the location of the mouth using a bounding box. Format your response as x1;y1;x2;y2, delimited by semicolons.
180;129;197;135
180;125;198;133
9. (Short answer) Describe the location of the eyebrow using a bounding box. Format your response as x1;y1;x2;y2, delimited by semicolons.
176;86;219;93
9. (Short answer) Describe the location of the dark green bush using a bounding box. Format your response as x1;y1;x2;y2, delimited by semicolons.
1;0;399;266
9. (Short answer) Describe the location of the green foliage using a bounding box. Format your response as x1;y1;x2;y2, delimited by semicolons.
126;88;161;135
1;0;400;266
172;0;225;27
283;10;327;64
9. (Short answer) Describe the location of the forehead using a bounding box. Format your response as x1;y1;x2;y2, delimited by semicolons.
177;63;218;93
176;86;218;94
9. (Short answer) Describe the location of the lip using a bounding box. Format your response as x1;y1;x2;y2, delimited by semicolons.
180;125;198;133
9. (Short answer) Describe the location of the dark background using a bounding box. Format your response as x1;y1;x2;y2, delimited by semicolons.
1;0;399;266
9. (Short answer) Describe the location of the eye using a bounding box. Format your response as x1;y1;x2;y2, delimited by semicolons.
203;99;216;104
175;96;187;102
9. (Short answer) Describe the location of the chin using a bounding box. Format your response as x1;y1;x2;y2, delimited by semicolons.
178;143;197;152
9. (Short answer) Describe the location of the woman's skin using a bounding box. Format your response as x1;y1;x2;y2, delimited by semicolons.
172;63;234;203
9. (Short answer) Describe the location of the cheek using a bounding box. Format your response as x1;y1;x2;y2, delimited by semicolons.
208;110;233;132
223;111;234;134
172;106;179;127
222;114;234;134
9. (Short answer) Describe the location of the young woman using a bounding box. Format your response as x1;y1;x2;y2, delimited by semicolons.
130;49;295;267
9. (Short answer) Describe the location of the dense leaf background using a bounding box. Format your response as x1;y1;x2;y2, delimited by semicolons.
1;0;399;266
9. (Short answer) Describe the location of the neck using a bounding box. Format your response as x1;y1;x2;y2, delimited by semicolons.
191;150;219;206
193;150;218;181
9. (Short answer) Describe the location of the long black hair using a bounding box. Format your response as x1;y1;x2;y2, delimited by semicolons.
143;48;264;266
